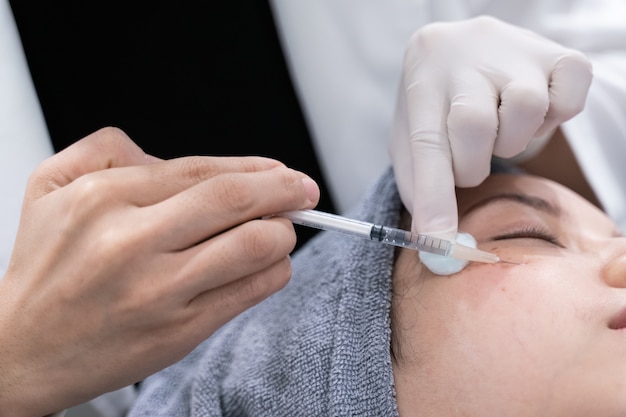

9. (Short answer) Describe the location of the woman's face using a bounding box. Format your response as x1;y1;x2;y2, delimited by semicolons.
392;174;626;417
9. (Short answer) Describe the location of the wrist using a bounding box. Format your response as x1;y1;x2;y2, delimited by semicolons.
0;360;57;417
0;352;77;417
0;293;70;417
0;379;70;417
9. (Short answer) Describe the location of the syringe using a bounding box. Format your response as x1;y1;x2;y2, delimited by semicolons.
279;209;500;264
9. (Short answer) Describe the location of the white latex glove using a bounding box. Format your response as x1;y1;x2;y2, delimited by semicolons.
390;16;592;240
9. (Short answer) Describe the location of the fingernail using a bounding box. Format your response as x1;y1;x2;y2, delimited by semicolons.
301;177;320;204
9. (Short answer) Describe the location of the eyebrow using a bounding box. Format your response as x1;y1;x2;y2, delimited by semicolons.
463;192;625;238
463;193;562;218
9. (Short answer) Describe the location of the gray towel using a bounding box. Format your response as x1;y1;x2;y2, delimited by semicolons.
127;167;401;417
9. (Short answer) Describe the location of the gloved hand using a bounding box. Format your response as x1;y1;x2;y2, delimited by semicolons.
390;16;592;240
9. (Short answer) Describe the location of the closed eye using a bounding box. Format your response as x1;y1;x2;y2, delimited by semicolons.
492;226;565;248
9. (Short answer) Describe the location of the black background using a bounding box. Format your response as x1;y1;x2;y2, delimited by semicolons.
9;1;336;247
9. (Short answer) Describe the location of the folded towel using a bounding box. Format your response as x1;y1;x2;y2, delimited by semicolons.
128;167;401;417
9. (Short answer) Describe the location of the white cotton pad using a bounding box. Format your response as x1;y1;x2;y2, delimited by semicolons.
419;232;477;275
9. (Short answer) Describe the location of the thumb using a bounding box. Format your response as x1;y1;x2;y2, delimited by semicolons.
29;127;161;197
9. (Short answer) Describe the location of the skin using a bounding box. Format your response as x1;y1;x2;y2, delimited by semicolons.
392;173;626;417
0;128;320;417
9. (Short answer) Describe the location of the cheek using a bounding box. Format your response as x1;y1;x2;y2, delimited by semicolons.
426;258;603;386
451;256;591;327
397;247;603;360
430;258;586;338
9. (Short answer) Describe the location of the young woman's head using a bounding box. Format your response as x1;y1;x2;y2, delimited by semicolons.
392;173;626;416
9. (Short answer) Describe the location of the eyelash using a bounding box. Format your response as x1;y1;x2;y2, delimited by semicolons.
492;226;565;248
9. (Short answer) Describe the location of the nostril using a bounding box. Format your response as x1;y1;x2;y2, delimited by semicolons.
608;307;626;330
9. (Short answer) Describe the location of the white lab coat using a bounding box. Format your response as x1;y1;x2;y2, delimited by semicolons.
269;0;626;231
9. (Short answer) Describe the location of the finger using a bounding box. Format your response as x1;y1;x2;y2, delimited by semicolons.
30;127;158;197
148;166;319;250
447;72;499;187
537;50;593;137
494;74;550;158
171;217;296;300
404;71;458;239
183;255;293;344
71;155;289;208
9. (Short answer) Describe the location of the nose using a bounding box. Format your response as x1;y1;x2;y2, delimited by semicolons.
601;242;626;288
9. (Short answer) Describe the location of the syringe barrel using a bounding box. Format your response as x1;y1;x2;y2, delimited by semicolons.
371;225;452;256
281;209;372;238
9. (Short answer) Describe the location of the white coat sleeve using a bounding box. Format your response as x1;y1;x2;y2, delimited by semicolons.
529;1;626;232
0;0;54;279
562;52;626;232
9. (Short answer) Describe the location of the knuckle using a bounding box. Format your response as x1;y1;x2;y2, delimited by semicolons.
505;85;549;111
237;156;286;172
26;160;62;195
66;174;115;215
211;174;256;213
178;156;215;182
209;167;306;213
241;222;271;261
406;21;447;58
275;167;308;202
91;226;132;263
448;106;498;140
93;126;133;154
561;50;593;78
240;258;292;303
471;15;501;30
97;126;129;141
406;16;499;61
410;21;448;45
240;220;295;262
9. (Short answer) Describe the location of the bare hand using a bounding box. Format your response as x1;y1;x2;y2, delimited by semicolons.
0;127;320;416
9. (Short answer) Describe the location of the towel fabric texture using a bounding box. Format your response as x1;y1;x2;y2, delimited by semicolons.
128;167;401;417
